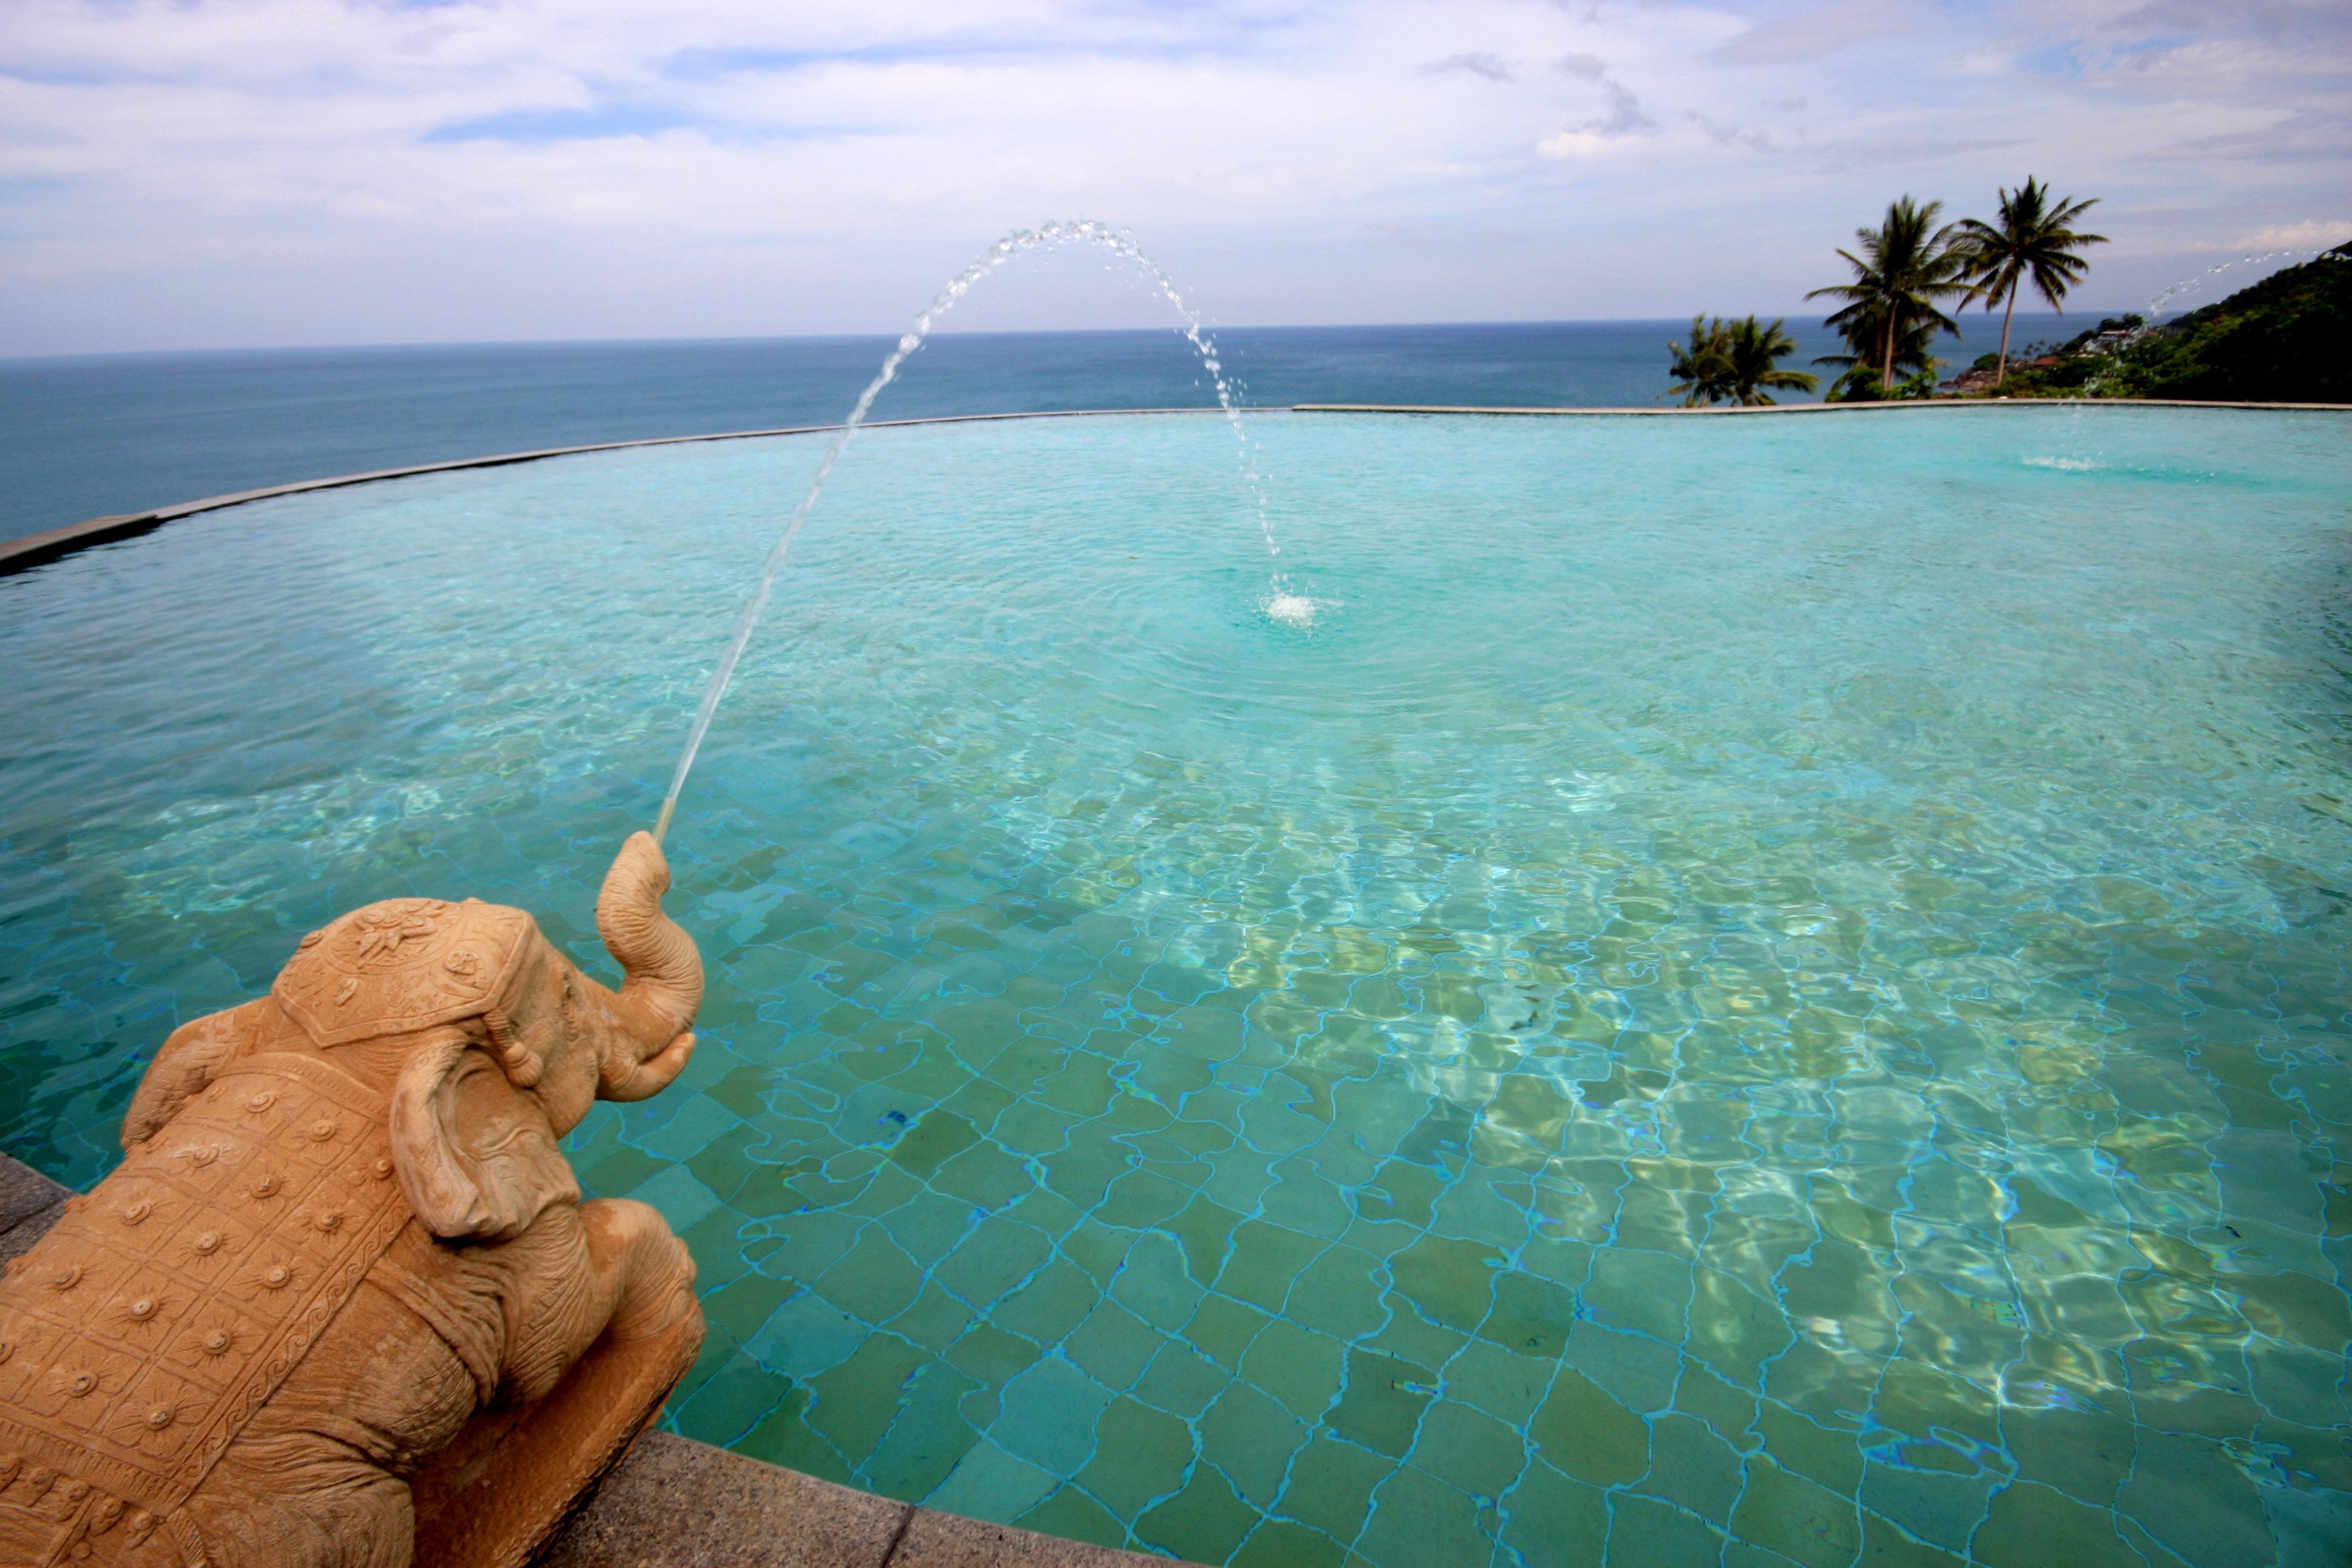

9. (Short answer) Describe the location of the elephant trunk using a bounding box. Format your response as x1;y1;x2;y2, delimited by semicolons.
593;831;703;1100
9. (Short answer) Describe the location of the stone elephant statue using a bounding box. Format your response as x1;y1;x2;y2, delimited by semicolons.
0;833;706;1567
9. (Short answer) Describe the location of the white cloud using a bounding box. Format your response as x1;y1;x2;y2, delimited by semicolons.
1422;51;1515;82
1534;48;1653;151
2219;219;2352;250
1688;113;1781;151
0;0;2343;351
1536;130;1613;158
1707;0;1932;65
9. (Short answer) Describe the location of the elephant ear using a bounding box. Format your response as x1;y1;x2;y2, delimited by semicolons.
389;1033;580;1241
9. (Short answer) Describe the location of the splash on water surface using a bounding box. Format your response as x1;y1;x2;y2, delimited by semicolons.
1261;590;1322;629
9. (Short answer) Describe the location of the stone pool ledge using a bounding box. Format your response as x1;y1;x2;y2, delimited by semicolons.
0;409;1227;577
9;396;2343;577
0;1152;1193;1568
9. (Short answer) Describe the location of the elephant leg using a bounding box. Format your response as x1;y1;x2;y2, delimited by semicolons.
586;1197;699;1343
184;1440;417;1568
498;1199;696;1405
184;1283;477;1568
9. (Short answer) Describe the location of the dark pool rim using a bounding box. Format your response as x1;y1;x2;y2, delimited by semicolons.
5;397;2345;578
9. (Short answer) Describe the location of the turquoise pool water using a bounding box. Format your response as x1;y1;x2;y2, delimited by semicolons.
2;408;2348;1566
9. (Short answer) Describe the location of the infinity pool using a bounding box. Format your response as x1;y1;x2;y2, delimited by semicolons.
3;409;2348;1566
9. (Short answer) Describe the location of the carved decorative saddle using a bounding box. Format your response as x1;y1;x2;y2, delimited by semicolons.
0;1054;407;1561
0;897;531;1565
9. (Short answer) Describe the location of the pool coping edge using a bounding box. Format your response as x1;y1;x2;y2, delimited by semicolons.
0;408;1236;577
7;397;2345;577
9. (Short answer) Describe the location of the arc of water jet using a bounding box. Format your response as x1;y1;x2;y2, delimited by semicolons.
2072;244;2348;400
652;219;1279;845
2145;244;2347;319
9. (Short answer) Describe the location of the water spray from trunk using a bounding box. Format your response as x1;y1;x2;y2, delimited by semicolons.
653;220;1289;844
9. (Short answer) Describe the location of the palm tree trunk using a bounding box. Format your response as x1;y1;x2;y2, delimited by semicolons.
1996;280;2017;384
1882;317;1895;391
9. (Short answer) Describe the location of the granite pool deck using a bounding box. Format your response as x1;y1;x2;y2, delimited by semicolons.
0;1151;1191;1568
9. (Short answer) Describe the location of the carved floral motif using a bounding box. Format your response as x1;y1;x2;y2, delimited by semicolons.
272;898;531;1050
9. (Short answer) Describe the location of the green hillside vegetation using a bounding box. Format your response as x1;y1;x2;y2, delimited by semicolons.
1987;242;2351;402
1687;179;2347;407
1671;177;2115;405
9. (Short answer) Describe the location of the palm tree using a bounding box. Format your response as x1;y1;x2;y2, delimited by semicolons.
1807;197;1981;390
1722;316;1818;405
1667;315;1733;407
1955;177;2106;382
1814;315;1942;400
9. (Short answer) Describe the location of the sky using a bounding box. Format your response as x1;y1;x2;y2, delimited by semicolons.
1;0;2347;355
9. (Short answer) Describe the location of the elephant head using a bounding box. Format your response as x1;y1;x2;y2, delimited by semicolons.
263;831;703;1241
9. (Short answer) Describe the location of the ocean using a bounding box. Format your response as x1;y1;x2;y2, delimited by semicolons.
0;315;2074;546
